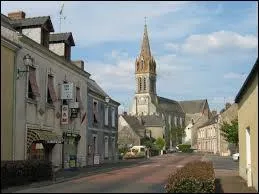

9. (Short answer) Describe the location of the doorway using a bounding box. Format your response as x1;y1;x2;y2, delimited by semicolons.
246;127;252;187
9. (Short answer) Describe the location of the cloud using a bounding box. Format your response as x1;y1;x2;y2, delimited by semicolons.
224;72;247;79
181;31;258;54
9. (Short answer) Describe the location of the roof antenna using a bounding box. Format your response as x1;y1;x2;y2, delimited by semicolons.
144;16;147;26
59;2;66;32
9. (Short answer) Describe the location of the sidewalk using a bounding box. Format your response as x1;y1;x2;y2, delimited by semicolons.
202;154;257;193
1;158;150;193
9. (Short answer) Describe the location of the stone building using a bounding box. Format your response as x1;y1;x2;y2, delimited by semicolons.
1;11;90;169
121;23;211;150
87;79;120;165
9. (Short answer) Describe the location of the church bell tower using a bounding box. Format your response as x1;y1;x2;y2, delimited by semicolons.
131;19;157;116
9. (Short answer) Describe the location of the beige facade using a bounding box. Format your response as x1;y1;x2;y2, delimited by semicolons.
1;12;90;169
235;59;258;191
1;36;20;160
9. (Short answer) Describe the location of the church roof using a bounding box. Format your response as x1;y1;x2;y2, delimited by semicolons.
156;96;185;113
122;115;146;137
199;115;219;128
178;99;207;114
141;114;164;127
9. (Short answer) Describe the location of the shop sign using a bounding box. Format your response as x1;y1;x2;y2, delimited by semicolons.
61;83;74;99
70;108;78;118
61;105;69;124
94;154;100;165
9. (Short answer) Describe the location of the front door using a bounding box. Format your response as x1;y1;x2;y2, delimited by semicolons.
246;127;252;187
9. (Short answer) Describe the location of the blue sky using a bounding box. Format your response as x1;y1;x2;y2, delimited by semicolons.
1;1;258;113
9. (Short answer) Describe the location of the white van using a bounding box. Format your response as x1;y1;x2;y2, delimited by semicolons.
130;145;147;154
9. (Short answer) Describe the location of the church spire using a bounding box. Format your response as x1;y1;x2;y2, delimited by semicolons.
140;17;151;58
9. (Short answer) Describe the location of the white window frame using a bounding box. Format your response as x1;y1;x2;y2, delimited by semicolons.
104;136;109;158
105;106;109;126
111;108;115;127
174;116;177;127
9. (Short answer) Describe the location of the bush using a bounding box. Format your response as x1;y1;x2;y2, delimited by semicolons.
1;160;53;189
177;144;192;153
165;161;215;193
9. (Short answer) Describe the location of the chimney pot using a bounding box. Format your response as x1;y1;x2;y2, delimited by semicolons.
8;11;26;20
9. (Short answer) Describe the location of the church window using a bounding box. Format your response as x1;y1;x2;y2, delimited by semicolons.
139;77;142;91
143;77;146;91
137;63;139;71
141;58;144;70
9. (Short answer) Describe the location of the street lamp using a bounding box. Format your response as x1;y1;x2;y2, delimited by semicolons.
17;54;34;79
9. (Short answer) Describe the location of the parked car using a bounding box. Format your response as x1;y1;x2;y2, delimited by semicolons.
232;153;239;161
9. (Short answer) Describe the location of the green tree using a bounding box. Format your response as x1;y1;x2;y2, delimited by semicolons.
171;126;186;145
140;136;156;149
219;118;239;152
155;137;166;151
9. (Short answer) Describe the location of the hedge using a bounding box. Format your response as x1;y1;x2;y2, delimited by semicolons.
1;160;53;189
177;144;192;153
165;160;215;193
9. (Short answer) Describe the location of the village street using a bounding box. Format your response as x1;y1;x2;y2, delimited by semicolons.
14;154;202;193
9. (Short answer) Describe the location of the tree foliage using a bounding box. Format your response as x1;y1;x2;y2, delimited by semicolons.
171;126;186;145
155;137;166;150
219;118;239;147
140;136;156;149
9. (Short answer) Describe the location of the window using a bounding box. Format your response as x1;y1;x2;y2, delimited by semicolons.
93;100;98;123
47;75;57;104
143;77;146;91
41;29;49;48
104;136;109;158
105;107;108;126
28;66;40;99
76;87;83;109
179;117;183;128
174;116;177;127
111;108;115;127
139;77;142;91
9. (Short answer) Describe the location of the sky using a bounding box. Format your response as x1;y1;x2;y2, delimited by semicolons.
1;1;258;113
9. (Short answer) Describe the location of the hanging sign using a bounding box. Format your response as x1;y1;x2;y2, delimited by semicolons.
61;105;69;124
61;83;74;99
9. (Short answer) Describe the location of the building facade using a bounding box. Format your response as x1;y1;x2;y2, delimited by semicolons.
235;58;258;191
1;11;90;169
87;79;120;165
1;23;20;160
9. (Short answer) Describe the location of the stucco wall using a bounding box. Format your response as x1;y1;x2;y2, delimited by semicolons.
22;28;41;44
1;44;16;160
238;72;258;191
49;43;65;57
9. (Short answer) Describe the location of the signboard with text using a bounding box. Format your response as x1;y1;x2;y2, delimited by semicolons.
61;83;74;99
61;105;69;124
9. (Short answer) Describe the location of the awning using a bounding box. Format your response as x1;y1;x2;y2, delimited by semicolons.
27;129;63;150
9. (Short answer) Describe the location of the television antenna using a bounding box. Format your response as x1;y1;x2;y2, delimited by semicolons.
59;2;66;32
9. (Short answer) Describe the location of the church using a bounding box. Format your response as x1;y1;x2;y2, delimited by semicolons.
118;23;211;150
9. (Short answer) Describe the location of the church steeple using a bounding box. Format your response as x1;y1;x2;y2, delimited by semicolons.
140;22;151;59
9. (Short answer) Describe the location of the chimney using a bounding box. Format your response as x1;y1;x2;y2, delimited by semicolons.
123;111;127;116
72;60;84;70
8;11;26;20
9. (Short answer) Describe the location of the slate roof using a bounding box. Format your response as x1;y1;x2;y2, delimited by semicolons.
140;114;164;127
199;115;219;128
157;96;185;113
1;14;16;31
9;16;54;32
122;115;146;137
235;58;258;103
49;32;75;46
87;79;108;97
178;99;207;114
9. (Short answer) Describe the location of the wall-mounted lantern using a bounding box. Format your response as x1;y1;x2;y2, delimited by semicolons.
17;54;34;79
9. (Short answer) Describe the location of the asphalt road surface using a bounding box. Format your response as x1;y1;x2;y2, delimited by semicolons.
14;153;203;193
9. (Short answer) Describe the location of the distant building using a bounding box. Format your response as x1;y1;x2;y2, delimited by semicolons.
118;23;211;150
235;58;258;191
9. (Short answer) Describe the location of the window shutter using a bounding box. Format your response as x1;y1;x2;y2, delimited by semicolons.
48;76;57;102
76;88;83;110
29;68;40;97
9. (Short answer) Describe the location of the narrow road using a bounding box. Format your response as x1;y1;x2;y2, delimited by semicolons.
15;154;203;193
